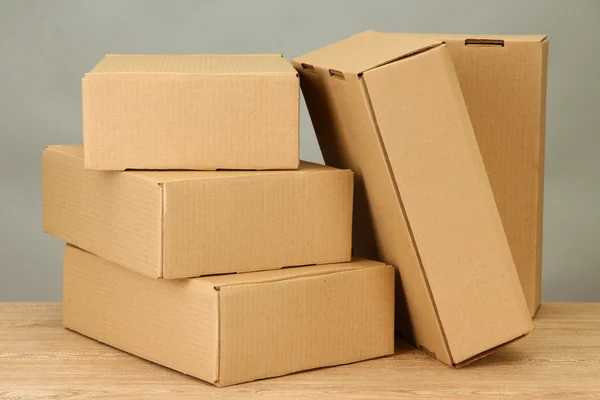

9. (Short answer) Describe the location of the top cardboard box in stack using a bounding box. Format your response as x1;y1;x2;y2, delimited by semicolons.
294;30;533;367
82;54;300;170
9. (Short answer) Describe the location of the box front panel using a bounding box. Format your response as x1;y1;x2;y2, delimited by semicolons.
162;170;353;278
444;38;548;316
83;73;299;170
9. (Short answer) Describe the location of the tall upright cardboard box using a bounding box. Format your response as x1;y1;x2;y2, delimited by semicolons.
398;33;548;316
294;30;532;367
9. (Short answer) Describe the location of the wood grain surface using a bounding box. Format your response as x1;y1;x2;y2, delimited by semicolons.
1;302;599;399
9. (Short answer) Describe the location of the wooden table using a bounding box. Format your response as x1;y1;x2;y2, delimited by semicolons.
1;303;599;399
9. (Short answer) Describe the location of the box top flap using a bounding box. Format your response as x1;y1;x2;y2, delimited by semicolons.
293;30;441;75
87;54;297;75
46;146;343;183
201;258;388;289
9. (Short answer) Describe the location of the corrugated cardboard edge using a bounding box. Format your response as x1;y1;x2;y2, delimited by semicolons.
86;54;298;76
533;36;550;318
359;43;530;366
358;44;453;365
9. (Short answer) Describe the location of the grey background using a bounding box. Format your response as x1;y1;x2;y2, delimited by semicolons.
1;0;598;301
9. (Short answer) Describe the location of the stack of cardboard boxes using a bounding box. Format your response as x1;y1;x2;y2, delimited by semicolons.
42;30;548;386
43;54;395;386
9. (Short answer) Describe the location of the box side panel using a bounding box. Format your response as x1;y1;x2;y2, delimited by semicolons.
363;45;532;364
62;245;219;383
217;265;395;386
42;146;163;278
295;63;451;364
82;73;299;170
162;170;353;278
443;39;548;316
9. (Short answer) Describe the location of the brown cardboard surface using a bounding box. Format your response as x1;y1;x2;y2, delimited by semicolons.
385;33;548;316
62;245;395;387
83;54;299;171
43;145;353;279
294;30;532;366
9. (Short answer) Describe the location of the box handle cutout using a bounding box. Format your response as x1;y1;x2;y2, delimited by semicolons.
465;39;504;47
329;69;345;80
301;63;315;73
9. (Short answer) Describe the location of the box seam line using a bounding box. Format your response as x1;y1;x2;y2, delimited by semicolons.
358;77;454;364
213;265;390;290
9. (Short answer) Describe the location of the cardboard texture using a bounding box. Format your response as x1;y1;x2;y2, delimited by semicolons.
294;30;532;367
390;33;548;316
82;54;299;171
62;245;395;387
43;145;353;279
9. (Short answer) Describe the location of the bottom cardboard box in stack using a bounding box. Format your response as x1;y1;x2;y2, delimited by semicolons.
62;245;395;387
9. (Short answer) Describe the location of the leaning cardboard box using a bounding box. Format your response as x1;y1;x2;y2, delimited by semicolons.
62;244;395;387
83;54;300;171
43;145;353;279
394;33;548;316
294;30;532;367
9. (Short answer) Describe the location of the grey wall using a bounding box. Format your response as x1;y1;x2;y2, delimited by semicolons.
1;0;598;301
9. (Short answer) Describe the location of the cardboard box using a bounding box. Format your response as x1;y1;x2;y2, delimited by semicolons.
62;245;395;387
294;30;532;367
43;145;353;279
83;54;299;171
393;33;548;316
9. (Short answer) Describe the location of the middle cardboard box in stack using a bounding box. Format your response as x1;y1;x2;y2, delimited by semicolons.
42;53;395;387
42;145;354;279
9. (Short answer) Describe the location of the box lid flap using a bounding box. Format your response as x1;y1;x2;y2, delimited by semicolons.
293;30;441;75
87;54;296;75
